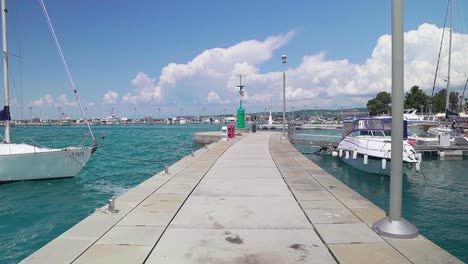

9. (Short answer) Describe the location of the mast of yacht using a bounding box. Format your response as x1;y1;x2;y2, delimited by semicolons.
445;0;453;112
2;0;11;143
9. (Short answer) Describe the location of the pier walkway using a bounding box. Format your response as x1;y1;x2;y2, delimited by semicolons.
22;133;461;263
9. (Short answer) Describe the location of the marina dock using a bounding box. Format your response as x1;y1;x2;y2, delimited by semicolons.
21;132;461;263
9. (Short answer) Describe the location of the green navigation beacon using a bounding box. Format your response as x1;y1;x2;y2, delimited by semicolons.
236;75;246;129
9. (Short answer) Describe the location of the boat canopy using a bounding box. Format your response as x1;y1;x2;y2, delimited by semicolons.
342;117;408;139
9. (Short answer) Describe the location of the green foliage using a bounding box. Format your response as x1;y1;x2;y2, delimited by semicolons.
404;86;430;111
367;86;465;116
366;92;391;116
430;89;460;113
431;89;445;113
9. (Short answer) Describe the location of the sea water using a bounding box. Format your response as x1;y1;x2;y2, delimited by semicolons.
294;129;468;263
0;124;223;264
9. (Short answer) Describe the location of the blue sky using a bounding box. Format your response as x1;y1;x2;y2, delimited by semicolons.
2;0;468;119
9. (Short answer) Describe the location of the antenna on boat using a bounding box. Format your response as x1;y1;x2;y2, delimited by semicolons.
38;0;96;144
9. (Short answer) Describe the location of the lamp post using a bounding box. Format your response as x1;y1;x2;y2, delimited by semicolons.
282;54;287;138
29;106;32;121
372;0;418;239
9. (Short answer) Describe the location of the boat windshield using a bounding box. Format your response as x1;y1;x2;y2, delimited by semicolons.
343;118;406;138
350;130;391;137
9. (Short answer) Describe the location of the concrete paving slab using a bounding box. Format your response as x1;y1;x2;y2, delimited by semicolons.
293;190;336;201
117;212;174;227
212;159;276;168
384;236;463;264
170;196;311;229
288;183;325;191
146;228;336;264
299;200;347;210
156;183;196;194
61;213;122;239
329;243;411;264
148;193;187;202
204;167;281;178
73;244;152;264
284;176;320;184
334;196;376;209
306;169;331;176
20;237;93;264
192;178;291;196
304;209;361;224
97;226;164;246
220;153;272;160
135;200;183;213
352;207;386;226
315;223;384;244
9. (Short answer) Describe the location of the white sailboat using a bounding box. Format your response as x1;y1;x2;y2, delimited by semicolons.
0;0;97;181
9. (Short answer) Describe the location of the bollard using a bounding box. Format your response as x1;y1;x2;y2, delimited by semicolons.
108;197;115;213
165;165;169;174
191;151;195;157
204;144;208;149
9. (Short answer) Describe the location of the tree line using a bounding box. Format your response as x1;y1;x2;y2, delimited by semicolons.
366;86;468;116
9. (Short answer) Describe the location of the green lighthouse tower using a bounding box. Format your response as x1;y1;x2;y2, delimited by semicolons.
236;75;245;129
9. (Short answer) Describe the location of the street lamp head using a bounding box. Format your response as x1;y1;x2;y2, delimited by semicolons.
281;55;287;64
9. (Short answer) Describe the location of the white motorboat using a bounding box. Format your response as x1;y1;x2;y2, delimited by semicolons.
0;0;97;182
337;117;420;175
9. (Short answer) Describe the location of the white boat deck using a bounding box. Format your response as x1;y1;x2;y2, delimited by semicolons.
20;133;461;263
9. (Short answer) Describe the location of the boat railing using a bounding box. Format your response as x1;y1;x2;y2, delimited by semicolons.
20;132;101;149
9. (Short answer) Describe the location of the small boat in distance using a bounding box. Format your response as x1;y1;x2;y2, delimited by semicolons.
336;117;420;175
40;113;51;126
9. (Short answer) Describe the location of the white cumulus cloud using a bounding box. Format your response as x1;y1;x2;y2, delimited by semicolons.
112;24;468;113
122;72;161;104
103;90;119;105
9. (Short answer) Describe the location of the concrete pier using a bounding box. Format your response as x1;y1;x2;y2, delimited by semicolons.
21;133;461;263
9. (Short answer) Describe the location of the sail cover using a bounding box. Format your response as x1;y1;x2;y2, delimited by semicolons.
0;106;11;121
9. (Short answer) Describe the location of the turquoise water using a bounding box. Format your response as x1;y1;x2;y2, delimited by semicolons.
0;124;223;264
294;129;468;263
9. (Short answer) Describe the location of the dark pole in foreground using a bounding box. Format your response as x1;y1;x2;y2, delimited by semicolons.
372;0;418;239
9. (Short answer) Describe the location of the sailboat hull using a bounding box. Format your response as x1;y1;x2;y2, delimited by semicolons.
0;144;93;181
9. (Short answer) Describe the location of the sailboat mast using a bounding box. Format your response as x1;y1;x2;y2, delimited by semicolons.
2;0;11;143
445;0;453;112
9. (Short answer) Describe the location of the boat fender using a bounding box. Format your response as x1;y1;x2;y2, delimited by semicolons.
339;149;343;158
345;151;349;160
352;150;357;160
416;153;422;161
439;151;445;157
382;159;387;170
332;151;338;157
415;162;421;172
364;154;368;166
